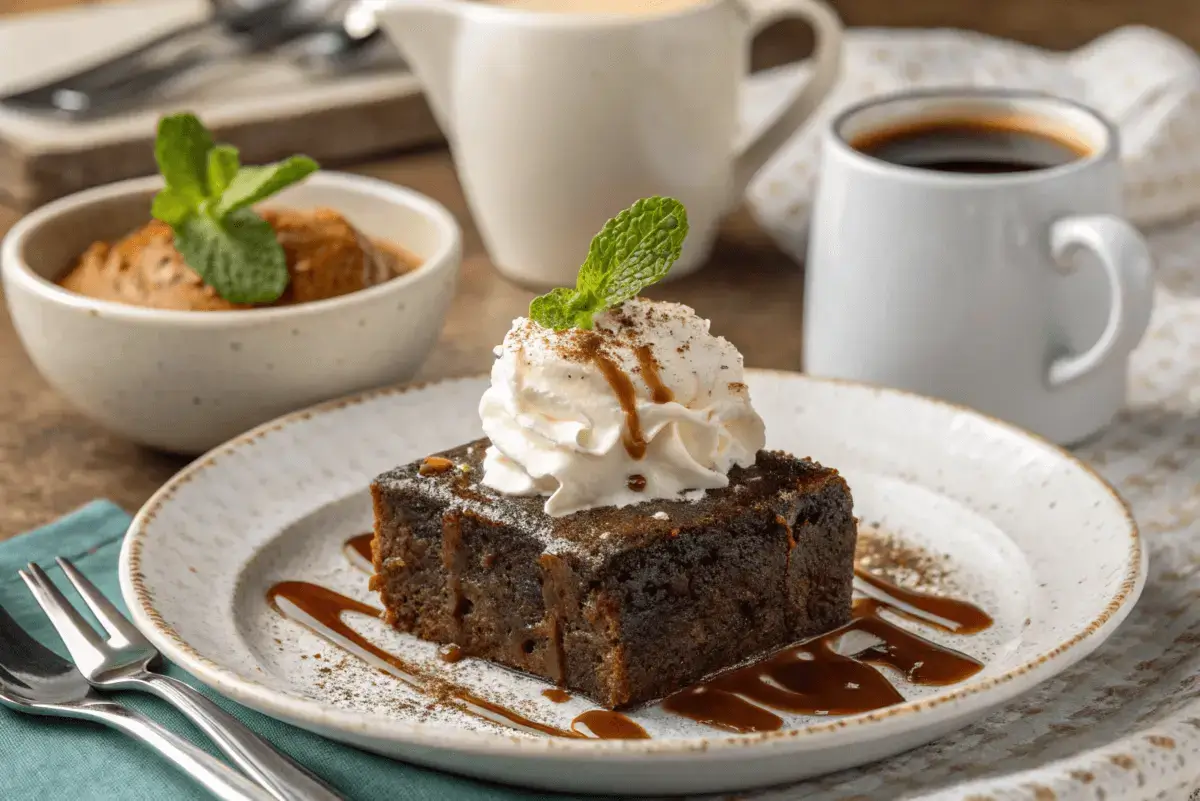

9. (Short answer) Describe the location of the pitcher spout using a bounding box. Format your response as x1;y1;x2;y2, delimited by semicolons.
366;0;463;138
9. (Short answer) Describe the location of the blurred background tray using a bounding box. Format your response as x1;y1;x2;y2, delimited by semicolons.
0;0;442;211
6;0;1200;213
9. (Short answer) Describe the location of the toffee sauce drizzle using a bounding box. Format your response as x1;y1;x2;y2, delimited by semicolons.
344;533;374;571
661;577;990;733
542;688;572;703
267;580;646;739
633;344;674;404
537;553;569;687
581;335;674;461
270;534;992;740
854;568;993;634
590;350;648;460
572;710;652;740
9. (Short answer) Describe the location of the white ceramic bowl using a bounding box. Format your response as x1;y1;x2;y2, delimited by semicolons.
1;172;462;455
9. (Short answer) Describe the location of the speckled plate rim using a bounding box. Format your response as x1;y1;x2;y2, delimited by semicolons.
117;370;1145;760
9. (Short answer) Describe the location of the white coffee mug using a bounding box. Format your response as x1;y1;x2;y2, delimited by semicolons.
371;0;843;287
804;90;1155;445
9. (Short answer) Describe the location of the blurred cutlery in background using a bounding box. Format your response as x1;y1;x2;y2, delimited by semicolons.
0;0;438;213
0;0;357;118
286;3;404;77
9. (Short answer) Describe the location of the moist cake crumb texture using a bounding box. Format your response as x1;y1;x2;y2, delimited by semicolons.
370;438;857;709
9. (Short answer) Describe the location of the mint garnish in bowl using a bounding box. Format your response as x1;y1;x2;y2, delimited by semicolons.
150;113;319;304
528;196;689;331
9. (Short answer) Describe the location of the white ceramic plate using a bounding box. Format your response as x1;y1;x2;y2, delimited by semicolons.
118;371;1144;796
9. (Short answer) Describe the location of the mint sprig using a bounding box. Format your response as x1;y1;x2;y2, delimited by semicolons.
528;196;688;331
174;210;289;303
150;113;318;304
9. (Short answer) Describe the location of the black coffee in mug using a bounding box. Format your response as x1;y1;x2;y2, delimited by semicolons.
850;116;1094;174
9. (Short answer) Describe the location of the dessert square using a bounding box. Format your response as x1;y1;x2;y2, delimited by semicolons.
369;438;856;709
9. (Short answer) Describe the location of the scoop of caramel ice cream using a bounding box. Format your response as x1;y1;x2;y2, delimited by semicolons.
57;207;419;311
60;220;233;311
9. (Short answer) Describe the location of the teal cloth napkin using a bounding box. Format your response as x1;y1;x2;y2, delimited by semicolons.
0;501;569;801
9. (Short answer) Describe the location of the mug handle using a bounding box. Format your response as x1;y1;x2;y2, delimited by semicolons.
731;0;843;197
1046;215;1155;387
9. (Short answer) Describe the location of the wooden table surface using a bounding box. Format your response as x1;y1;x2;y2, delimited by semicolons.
1;0;1198;538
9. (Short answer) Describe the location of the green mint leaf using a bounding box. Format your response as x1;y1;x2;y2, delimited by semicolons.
213;155;319;218
527;288;602;330
154;113;214;204
528;196;689;330
150;187;196;227
587;196;688;308
149;112;320;305
206;145;240;197
528;287;582;331
174;208;289;304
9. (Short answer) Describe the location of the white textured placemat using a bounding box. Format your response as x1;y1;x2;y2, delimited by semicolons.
736;25;1200;801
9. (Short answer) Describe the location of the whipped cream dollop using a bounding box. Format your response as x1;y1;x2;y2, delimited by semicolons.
478;298;766;517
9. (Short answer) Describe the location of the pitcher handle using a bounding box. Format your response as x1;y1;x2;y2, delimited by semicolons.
1046;215;1155;387
731;0;843;197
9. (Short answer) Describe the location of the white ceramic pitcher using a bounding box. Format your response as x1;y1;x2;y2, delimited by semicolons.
369;0;843;287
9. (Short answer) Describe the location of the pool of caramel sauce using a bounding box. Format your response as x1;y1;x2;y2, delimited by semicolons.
659;585;986;733
270;531;991;740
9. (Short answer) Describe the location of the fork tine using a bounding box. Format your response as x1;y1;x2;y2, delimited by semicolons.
56;557;147;647
19;564;108;662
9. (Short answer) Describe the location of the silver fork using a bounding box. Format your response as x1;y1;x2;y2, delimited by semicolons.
21;559;343;801
0;601;272;801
